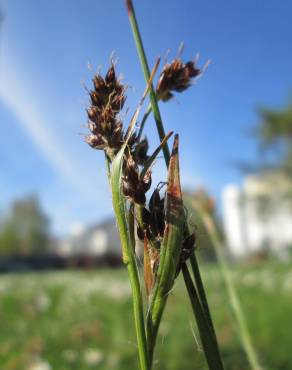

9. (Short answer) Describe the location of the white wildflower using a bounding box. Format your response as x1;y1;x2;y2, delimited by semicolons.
83;348;104;366
28;360;51;370
34;292;51;312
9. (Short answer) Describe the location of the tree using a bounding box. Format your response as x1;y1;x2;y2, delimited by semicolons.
254;102;292;175
0;222;18;256
0;195;50;256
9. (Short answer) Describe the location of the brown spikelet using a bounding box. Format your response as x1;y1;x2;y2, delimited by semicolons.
132;137;149;165
122;156;152;205
148;189;165;240
86;63;126;157
156;58;201;101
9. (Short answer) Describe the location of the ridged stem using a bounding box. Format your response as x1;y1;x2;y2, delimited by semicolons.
126;259;150;370
137;103;152;141
126;0;170;164
182;264;224;370
106;155;150;370
189;253;217;337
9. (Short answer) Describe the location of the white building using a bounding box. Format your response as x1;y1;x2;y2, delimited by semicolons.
222;171;292;258
57;219;122;257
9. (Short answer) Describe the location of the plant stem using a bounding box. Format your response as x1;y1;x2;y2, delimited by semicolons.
105;154;111;182
125;1;223;367
126;259;150;370
137;103;152;141
182;264;225;370
198;211;262;370
125;0;170;165
106;155;150;370
189;253;217;337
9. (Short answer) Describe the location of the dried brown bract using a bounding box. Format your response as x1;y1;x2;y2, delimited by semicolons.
156;59;201;101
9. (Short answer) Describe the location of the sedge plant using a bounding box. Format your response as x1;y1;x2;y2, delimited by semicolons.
84;3;225;368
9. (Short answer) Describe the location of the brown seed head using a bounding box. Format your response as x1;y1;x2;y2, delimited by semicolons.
137;187;166;248
156;59;201;101
149;189;165;240
122;157;152;205
86;63;126;156
132;137;149;165
85;133;106;150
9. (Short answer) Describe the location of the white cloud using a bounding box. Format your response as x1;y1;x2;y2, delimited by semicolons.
0;62;76;182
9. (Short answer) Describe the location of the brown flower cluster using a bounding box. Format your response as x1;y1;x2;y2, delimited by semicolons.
156;59;201;101
137;185;196;272
86;63;151;165
137;188;165;245
122;156;152;205
85;60;197;271
86;63;126;158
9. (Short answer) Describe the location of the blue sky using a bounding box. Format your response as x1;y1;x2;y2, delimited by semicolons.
1;0;292;235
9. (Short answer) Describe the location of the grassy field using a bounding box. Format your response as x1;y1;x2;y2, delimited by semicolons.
0;261;291;370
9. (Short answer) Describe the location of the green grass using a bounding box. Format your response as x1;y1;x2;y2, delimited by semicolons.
0;261;291;370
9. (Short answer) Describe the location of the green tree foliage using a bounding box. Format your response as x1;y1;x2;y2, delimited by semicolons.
0;195;50;256
254;102;292;174
0;222;18;256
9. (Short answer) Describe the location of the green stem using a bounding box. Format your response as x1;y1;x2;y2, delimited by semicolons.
189;253;217;337
125;1;223;367
182;264;224;370
126;260;150;370
137;103;152;141
106;156;150;370
105;154;111;182
113;202;150;370
128;203;136;250
126;0;170;164
146;292;165;365
199;211;262;370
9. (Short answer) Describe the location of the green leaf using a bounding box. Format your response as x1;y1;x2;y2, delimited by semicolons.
110;140;150;370
147;135;185;359
152;134;184;312
143;234;154;297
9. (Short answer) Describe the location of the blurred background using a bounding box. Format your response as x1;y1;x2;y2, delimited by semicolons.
0;0;292;369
